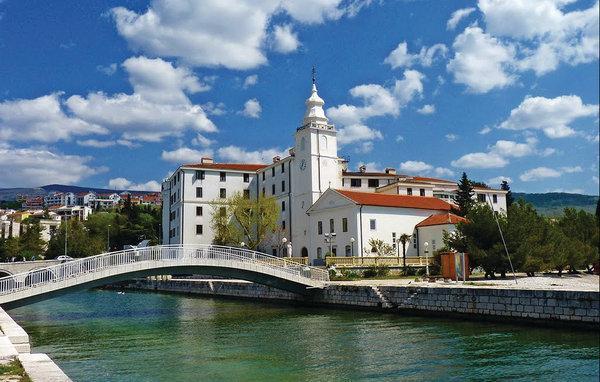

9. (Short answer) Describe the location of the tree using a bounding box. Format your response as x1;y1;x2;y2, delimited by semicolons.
19;221;45;260
0;237;21;261
455;172;474;217
501;180;514;208
398;233;411;267
366;238;394;256
211;193;279;249
46;220;104;258
557;208;598;272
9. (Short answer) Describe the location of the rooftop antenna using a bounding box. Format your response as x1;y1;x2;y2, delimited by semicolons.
312;65;316;85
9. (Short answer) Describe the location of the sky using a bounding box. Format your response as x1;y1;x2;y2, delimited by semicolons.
0;0;598;194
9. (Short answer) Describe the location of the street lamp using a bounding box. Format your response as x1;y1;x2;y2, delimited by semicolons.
423;241;430;277
240;241;245;248
107;224;111;252
282;237;287;257
350;237;355;257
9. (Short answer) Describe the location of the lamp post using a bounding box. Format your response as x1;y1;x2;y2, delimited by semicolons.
424;241;430;277
107;224;111;252
64;217;68;257
240;241;245;248
350;237;355;257
282;237;287;257
324;233;336;256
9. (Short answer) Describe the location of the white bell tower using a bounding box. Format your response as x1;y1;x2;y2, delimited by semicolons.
291;68;341;257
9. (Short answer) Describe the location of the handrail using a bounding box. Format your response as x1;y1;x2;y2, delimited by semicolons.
0;245;329;297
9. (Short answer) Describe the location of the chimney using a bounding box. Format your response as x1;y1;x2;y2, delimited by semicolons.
272;156;281;163
359;165;367;173
201;157;213;164
340;159;349;172
385;168;396;175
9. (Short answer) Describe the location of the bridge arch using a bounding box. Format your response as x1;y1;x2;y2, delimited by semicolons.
0;245;328;309
0;270;12;278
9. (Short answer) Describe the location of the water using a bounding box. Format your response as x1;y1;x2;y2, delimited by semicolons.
8;290;599;382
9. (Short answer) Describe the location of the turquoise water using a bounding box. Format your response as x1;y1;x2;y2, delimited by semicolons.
8;290;600;382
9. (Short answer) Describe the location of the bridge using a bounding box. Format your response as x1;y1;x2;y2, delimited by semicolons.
0;260;63;278
0;245;329;309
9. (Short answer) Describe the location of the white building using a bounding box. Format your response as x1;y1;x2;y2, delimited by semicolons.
44;192;76;207
162;78;507;264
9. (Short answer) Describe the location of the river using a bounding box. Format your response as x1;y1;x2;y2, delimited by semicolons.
7;289;599;381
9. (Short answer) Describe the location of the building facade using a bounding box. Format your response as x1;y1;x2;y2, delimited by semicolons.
162;80;508;263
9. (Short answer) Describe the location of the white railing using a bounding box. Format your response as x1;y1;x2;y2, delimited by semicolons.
0;245;329;298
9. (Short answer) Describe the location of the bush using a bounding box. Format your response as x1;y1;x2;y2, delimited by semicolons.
363;265;390;278
402;266;416;276
341;269;360;280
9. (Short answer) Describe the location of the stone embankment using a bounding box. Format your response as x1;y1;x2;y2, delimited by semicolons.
0;307;71;382
126;278;599;328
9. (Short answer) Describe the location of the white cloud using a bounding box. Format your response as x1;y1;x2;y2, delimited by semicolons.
327;84;399;126
498;95;598;138
354;141;375;154
217;146;286;163
519;166;562;182
393;69;425;104
384;42;447;69
107;177;161;192
395;135;404;142
243;74;258;89
434;167;455;177
66;56;217;142
488;139;535;157
417;104;436;115
240;98;262;118
0;146;106;187
191;134;215;148
97;63;118;76
337;124;383;145
447;7;476;30
451;152;508;169
161;147;213;164
487;175;512;186
76;139;136;148
201;102;226;116
447;26;516;93
560;166;583;173
0;93;107;143
586;133;599;143
445;133;458;142
479;126;492;135
399;160;433;174
271;24;300;53
479;0;599;75
111;0;369;70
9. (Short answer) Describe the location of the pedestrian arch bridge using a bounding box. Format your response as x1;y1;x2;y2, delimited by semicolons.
0;245;329;309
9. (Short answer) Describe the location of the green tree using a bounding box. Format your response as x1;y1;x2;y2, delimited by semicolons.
0;237;21;261
19;221;45;260
366;238;394;256
398;233;411;267
501;180;514;208
46;220;104;259
557;208;598;272
211;193;279;249
455;172;474;217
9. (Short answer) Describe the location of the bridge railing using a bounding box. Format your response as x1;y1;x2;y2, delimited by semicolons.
0;245;329;296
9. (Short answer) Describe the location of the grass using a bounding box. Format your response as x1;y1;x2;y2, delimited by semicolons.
0;359;31;382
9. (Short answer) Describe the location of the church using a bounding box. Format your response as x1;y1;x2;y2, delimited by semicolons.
162;78;507;264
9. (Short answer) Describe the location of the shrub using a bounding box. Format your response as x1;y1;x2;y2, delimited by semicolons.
402;266;416;276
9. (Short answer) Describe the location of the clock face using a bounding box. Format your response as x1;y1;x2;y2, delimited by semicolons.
299;159;307;171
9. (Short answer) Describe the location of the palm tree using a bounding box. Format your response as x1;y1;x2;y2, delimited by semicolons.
399;233;411;268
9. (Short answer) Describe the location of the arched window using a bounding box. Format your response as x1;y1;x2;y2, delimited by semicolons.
345;245;351;257
320;135;328;150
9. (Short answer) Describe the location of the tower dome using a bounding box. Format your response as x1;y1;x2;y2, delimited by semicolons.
302;77;329;125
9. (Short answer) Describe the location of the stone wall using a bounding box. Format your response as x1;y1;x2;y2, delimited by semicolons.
126;279;599;328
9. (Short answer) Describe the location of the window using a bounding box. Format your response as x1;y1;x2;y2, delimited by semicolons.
477;194;486;202
345;245;351;256
368;179;379;188
243;173;250;183
281;201;286;211
432;239;436;250
262;187;265;197
272;248;277;256
281;163;285;173
370;219;376;230
272;167;275;177
420;188;425;196
407;188;413;196
243;189;250;199
220;188;226;198
196;187;203;198
219;207;226;217
413;232;418;249
170;211;175;221
332;246;337;256
317;247;322;259
196;170;205;180
271;184;276;195
262;172;265;181
342;218;348;232
317;221;323;235
196;206;203;216
392;232;397;249
220;172;226;181
282;220;286;230
196;225;203;235
350;178;362;187
329;218;335;233
281;180;286;192
492;194;498;204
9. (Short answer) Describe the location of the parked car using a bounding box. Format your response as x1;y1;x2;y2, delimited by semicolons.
56;255;74;262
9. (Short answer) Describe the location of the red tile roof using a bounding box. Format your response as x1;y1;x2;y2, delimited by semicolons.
416;213;467;228
410;176;455;184
342;171;398;177
184;163;268;171
336;189;452;211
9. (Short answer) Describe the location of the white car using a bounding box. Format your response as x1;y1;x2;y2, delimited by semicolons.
56;255;74;262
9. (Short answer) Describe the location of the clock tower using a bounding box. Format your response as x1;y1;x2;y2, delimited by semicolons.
291;73;341;257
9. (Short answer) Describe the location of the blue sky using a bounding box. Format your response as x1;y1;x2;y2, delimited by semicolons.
0;0;598;194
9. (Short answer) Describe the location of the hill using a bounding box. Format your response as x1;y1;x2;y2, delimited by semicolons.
0;184;157;201
513;192;599;216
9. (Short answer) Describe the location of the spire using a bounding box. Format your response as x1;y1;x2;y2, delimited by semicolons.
303;66;328;125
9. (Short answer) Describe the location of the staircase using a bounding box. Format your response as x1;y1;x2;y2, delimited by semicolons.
370;286;394;309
